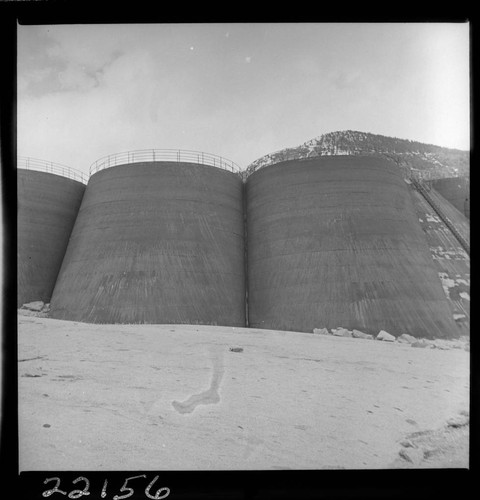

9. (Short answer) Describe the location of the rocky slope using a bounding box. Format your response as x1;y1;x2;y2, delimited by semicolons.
246;130;469;179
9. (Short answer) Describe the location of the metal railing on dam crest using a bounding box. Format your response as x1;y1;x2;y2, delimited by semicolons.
17;156;89;184
89;149;242;176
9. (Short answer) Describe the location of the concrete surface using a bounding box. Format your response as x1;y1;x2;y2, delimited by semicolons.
50;163;245;325
427;186;470;246
17;169;85;307
409;186;470;336
429;177;469;219
245;157;457;338
18;316;469;471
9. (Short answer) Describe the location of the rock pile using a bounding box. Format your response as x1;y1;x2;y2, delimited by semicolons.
311;326;469;351
331;327;351;337
376;330;396;342
397;333;416;344
312;328;329;335
18;301;51;317
352;329;373;340
395;409;469;468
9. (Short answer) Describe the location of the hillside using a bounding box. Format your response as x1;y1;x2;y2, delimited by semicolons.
246;131;469;179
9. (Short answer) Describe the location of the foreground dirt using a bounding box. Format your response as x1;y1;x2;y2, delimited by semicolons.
18;316;469;471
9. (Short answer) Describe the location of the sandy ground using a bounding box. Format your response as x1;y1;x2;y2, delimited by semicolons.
18;315;469;471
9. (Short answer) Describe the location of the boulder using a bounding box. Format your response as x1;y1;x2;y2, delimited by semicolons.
229;347;244;353
18;308;38;317
376;330;395;342
398;447;424;465
397;333;417;344
313;328;329;335
21;301;45;312
352;329;373;340
432;338;465;350
431;339;452;350
411;339;430;348
332;328;352;337
446;414;469;428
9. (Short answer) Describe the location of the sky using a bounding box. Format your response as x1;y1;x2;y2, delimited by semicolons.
17;22;470;175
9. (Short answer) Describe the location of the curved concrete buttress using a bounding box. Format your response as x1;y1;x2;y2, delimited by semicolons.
17;169;86;306
50;162;245;326
429;177;470;219
246;156;458;338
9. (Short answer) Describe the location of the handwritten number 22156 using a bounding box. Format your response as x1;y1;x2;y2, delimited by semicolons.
42;475;170;499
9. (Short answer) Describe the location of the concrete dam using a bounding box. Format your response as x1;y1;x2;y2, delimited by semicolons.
246;156;458;338
17;158;87;307
428;176;470;219
50;160;245;325
18;151;469;339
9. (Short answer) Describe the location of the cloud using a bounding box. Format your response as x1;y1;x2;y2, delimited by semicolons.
43;25;128;71
17;23;471;174
330;69;363;90
18;26;126;97
17;40;213;171
57;64;99;91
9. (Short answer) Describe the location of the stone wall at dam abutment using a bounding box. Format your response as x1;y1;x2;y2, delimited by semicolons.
245;156;458;339
427;177;470;219
409;184;470;336
17;169;86;307
49;162;246;326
